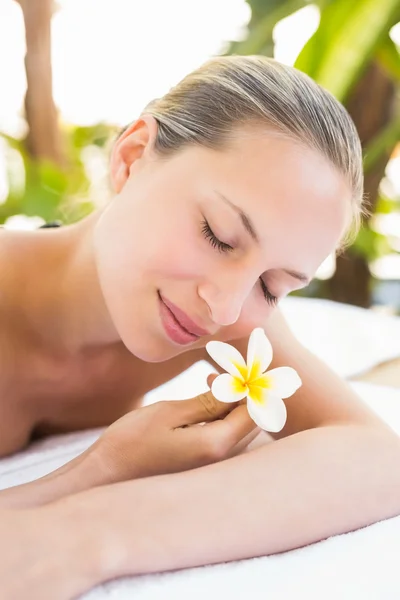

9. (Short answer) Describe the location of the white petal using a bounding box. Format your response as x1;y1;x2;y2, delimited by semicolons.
246;327;273;379
206;341;247;379
211;373;248;403
266;367;302;398
247;394;287;432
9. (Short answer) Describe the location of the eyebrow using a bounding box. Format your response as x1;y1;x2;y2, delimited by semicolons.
216;191;260;243
215;191;311;285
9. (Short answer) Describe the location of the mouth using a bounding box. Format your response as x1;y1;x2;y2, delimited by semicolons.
158;292;209;346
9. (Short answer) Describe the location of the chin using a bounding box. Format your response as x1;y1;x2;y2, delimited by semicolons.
106;287;199;362
129;345;176;363
118;327;184;363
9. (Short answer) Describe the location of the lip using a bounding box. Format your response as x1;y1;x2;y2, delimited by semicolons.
158;295;200;346
160;294;210;337
159;294;211;337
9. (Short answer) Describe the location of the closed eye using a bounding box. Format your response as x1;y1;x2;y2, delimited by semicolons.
200;218;278;307
259;277;278;307
200;219;234;253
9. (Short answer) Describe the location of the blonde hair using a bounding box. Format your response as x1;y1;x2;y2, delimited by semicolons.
139;55;367;253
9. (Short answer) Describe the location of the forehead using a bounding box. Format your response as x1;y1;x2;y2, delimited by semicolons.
199;132;351;274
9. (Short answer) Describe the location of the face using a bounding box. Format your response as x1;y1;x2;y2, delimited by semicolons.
93;117;350;362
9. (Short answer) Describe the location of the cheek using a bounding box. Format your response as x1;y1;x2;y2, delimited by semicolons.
139;213;216;281
144;231;209;280
105;211;204;283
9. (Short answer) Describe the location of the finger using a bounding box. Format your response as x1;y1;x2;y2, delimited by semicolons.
206;373;218;388
206;373;246;407
226;428;262;459
204;404;258;448
169;390;238;427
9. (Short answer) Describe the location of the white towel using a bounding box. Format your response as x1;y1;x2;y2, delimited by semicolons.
0;381;399;600
279;297;400;378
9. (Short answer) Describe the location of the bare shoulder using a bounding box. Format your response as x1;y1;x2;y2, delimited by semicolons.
202;307;389;439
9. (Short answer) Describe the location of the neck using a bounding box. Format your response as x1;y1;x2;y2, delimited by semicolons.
6;209;122;358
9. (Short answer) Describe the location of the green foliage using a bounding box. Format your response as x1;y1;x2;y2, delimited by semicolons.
376;194;400;213
350;222;393;261
363;117;400;173
376;35;400;80
0;122;115;225
295;0;400;102
228;0;309;56
70;123;115;150
22;159;68;221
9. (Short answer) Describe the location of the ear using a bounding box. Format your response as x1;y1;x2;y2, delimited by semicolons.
110;114;159;193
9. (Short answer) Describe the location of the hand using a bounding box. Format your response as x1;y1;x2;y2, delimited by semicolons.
89;374;260;484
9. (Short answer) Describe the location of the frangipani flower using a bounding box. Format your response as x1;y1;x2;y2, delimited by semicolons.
206;327;302;432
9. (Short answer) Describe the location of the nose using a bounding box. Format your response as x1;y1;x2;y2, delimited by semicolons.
198;270;256;327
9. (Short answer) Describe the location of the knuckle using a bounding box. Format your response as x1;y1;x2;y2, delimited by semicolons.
197;391;221;417
151;400;171;416
200;432;230;462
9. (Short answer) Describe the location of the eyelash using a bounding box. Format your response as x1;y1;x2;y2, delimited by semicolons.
200;219;278;307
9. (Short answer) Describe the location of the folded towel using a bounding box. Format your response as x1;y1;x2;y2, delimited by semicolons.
279;297;400;378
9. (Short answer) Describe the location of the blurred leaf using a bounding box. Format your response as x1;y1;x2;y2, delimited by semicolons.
295;0;400;102
70;123;115;149
0;120;116;225
294;1;351;77
59;196;94;224
228;0;314;55
376;194;400;213
376;35;400;80
351;223;393;260
363;115;400;172
245;0;288;26
0;192;23;223
0;132;24;153
39;160;68;195
21;159;67;220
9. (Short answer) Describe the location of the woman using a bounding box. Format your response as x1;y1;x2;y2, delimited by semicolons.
0;55;399;599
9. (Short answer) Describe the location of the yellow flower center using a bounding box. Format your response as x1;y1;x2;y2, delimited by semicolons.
232;359;272;405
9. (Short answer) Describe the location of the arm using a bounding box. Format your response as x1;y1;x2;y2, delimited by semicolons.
0;381;257;509
0;308;381;510
206;306;394;437
3;310;400;598
3;423;400;599
0;445;103;509
0;347;210;510
50;421;400;597
56;308;400;590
